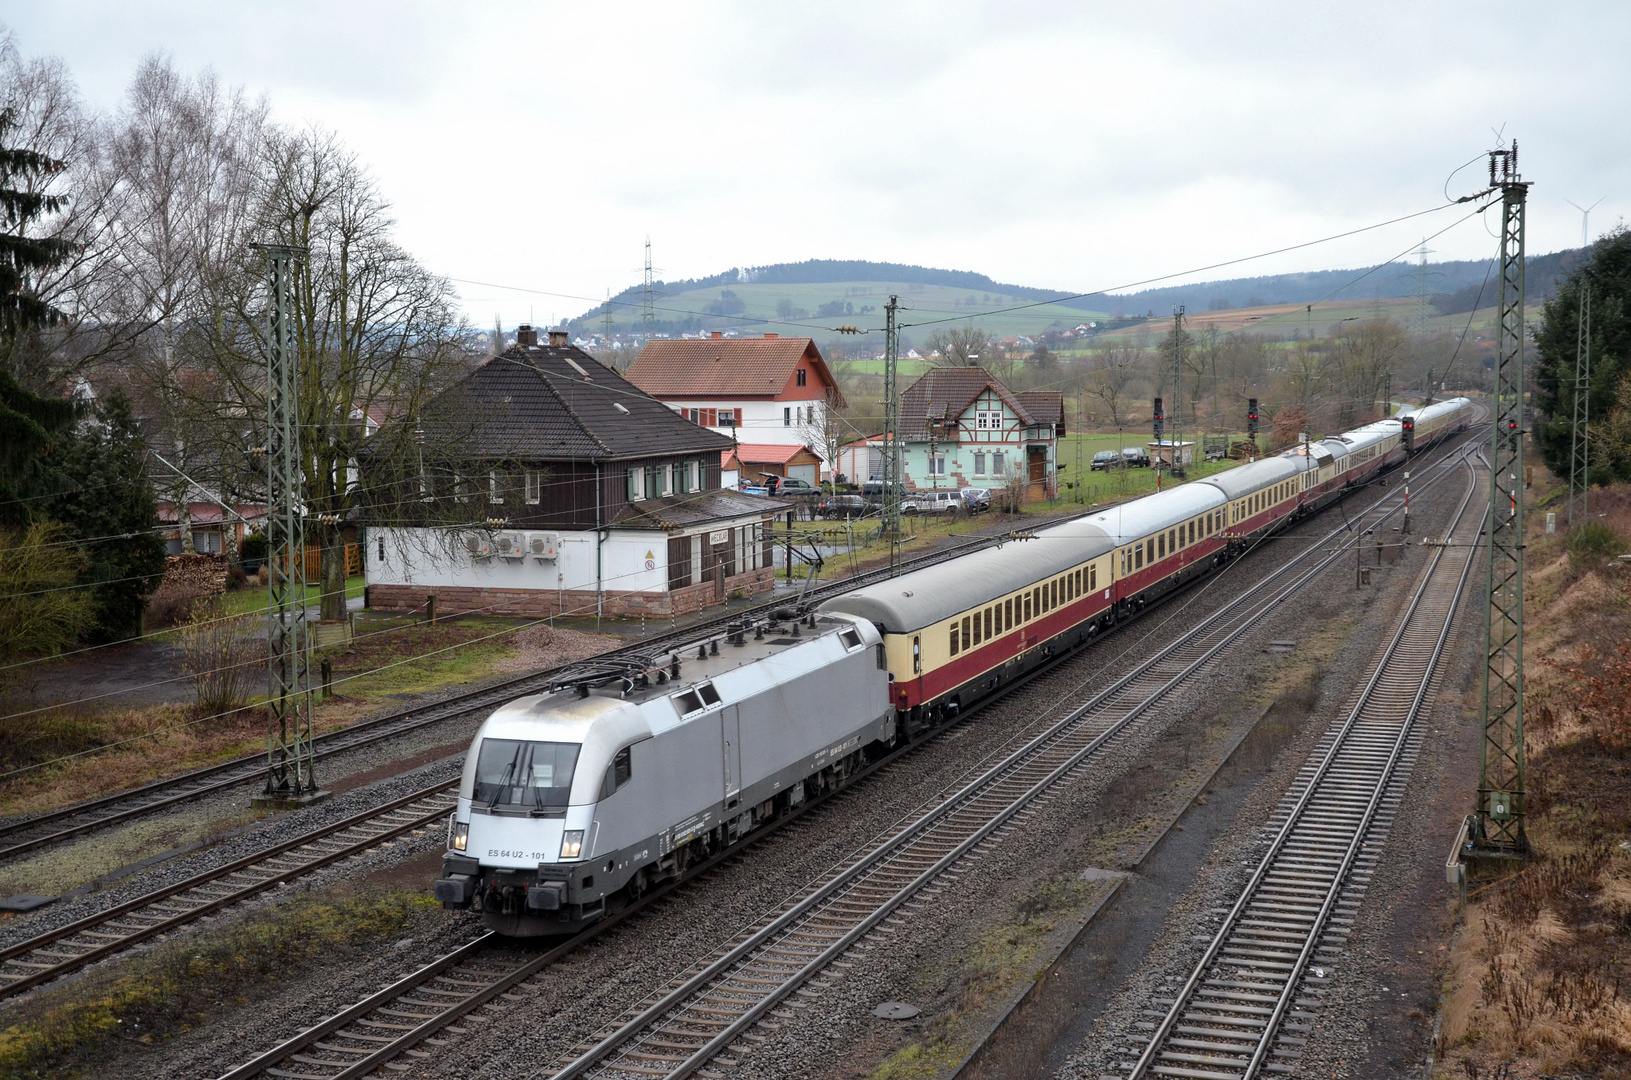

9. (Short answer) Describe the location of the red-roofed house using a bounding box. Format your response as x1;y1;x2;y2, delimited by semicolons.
625;333;846;476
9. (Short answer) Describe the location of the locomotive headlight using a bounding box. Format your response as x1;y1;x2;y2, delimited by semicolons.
451;820;469;852
560;830;585;860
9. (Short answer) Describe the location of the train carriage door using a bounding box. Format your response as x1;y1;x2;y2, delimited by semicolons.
721;705;741;803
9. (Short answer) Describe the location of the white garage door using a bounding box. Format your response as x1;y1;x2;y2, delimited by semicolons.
788;463;818;485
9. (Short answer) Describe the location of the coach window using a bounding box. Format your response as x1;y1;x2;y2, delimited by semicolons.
1089;564;1098;590
1134;545;1144;570
973;611;983;646
984;608;993;638
950;625;960;656
1024;593;1033;620
1157;533;1165;558
1169;528;1176;551
912;636;922;674
1004;598;1013;630
962;615;972;648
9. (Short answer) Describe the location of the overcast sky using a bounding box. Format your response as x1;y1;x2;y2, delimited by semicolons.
8;2;1628;325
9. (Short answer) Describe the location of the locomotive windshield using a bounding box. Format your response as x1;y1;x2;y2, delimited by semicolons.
473;739;580;810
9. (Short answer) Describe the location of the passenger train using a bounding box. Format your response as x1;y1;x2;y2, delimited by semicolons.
434;399;1473;935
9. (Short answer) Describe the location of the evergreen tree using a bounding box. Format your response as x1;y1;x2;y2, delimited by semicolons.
40;393;166;641
0;105;77;521
1533;227;1631;483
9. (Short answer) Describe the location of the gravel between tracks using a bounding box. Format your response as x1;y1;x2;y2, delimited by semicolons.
1050;468;1480;1080
43;467;1472;1080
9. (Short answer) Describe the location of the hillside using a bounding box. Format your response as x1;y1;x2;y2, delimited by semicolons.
564;248;1584;344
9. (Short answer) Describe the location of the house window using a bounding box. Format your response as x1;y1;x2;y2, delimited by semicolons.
701;408;717;427
976;410;1003;431
796;368;807;387
627;468;644;501
718;408;737;428
524;470;540;505
974;453;986;476
645;464;664;498
929;455;946;477
784;407;792;427
489;471;504;504
991;453;1006;476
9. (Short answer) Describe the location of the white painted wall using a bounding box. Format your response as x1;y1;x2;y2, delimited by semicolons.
665;399;829;460
366;525;669;599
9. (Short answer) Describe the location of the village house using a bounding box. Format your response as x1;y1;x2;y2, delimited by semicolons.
624;334;846;476
893;367;1063;501
364;327;785;618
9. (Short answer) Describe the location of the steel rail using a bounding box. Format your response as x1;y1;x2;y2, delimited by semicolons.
1125;457;1484;1080
0;507;1103;864
209;430;1481;1080
0;783;457;999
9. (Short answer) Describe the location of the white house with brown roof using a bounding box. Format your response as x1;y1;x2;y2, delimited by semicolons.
625;333;846;475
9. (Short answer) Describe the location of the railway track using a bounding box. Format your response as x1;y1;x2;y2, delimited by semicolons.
0;508;1096;867
0;784;457;1000
211;438;1481;1080
1118;455;1485;1080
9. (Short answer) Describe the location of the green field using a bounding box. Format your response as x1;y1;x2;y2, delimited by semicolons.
597;279;1111;342
1053;431;1257;505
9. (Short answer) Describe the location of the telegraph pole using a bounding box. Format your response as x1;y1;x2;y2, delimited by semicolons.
1568;282;1591;526
881;295;903;574
642;237;655;337
1474;144;1529;856
252;243;325;809
1170;306;1185;477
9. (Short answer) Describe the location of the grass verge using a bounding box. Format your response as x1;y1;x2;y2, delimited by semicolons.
0;887;435;1079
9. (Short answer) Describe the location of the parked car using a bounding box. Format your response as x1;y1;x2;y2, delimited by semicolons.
764;475;819;497
1120;447;1151;468
1090;450;1121;471
816;494;876;519
901;489;964;515
960;486;991;513
861;476;907;498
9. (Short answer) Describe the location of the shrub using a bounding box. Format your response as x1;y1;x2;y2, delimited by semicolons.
177;597;261;716
1567;521;1624;568
239;532;268;562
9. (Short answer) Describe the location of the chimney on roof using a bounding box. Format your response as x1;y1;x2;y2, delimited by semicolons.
764;333;778;339
711;331;723;339
516;324;538;346
549;329;569;346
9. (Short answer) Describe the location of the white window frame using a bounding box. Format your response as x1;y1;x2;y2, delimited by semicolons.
976;409;1003;431
524;470;540;505
627;467;644;501
489;471;504;504
928;455;946;477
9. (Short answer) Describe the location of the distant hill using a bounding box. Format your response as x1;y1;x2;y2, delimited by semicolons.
564;250;1584;341
1105;248;1583;315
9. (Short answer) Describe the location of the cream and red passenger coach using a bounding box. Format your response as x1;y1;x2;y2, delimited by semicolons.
821;398;1471;728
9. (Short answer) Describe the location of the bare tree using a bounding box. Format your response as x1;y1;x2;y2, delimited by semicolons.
799;387;849;493
1083;342;1144;427
924;326;990;367
182;128;470;621
1281;339;1332;426
1334;319;1407;427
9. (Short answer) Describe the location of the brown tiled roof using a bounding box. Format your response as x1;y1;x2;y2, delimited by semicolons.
414;344;732;462
625;336;846;406
1016;391;1065;428
897;367;1036;440
728;442;822;465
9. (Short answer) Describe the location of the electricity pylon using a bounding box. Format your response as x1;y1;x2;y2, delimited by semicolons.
881;295;902;573
642;237;655;336
252;243;324;809
1474;144;1529;856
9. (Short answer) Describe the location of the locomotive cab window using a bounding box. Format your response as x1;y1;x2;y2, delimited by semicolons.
840;627;864;650
473;739;579;811
600;746;633;799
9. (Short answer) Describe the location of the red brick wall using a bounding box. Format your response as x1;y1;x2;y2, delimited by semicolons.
367;566;774;620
